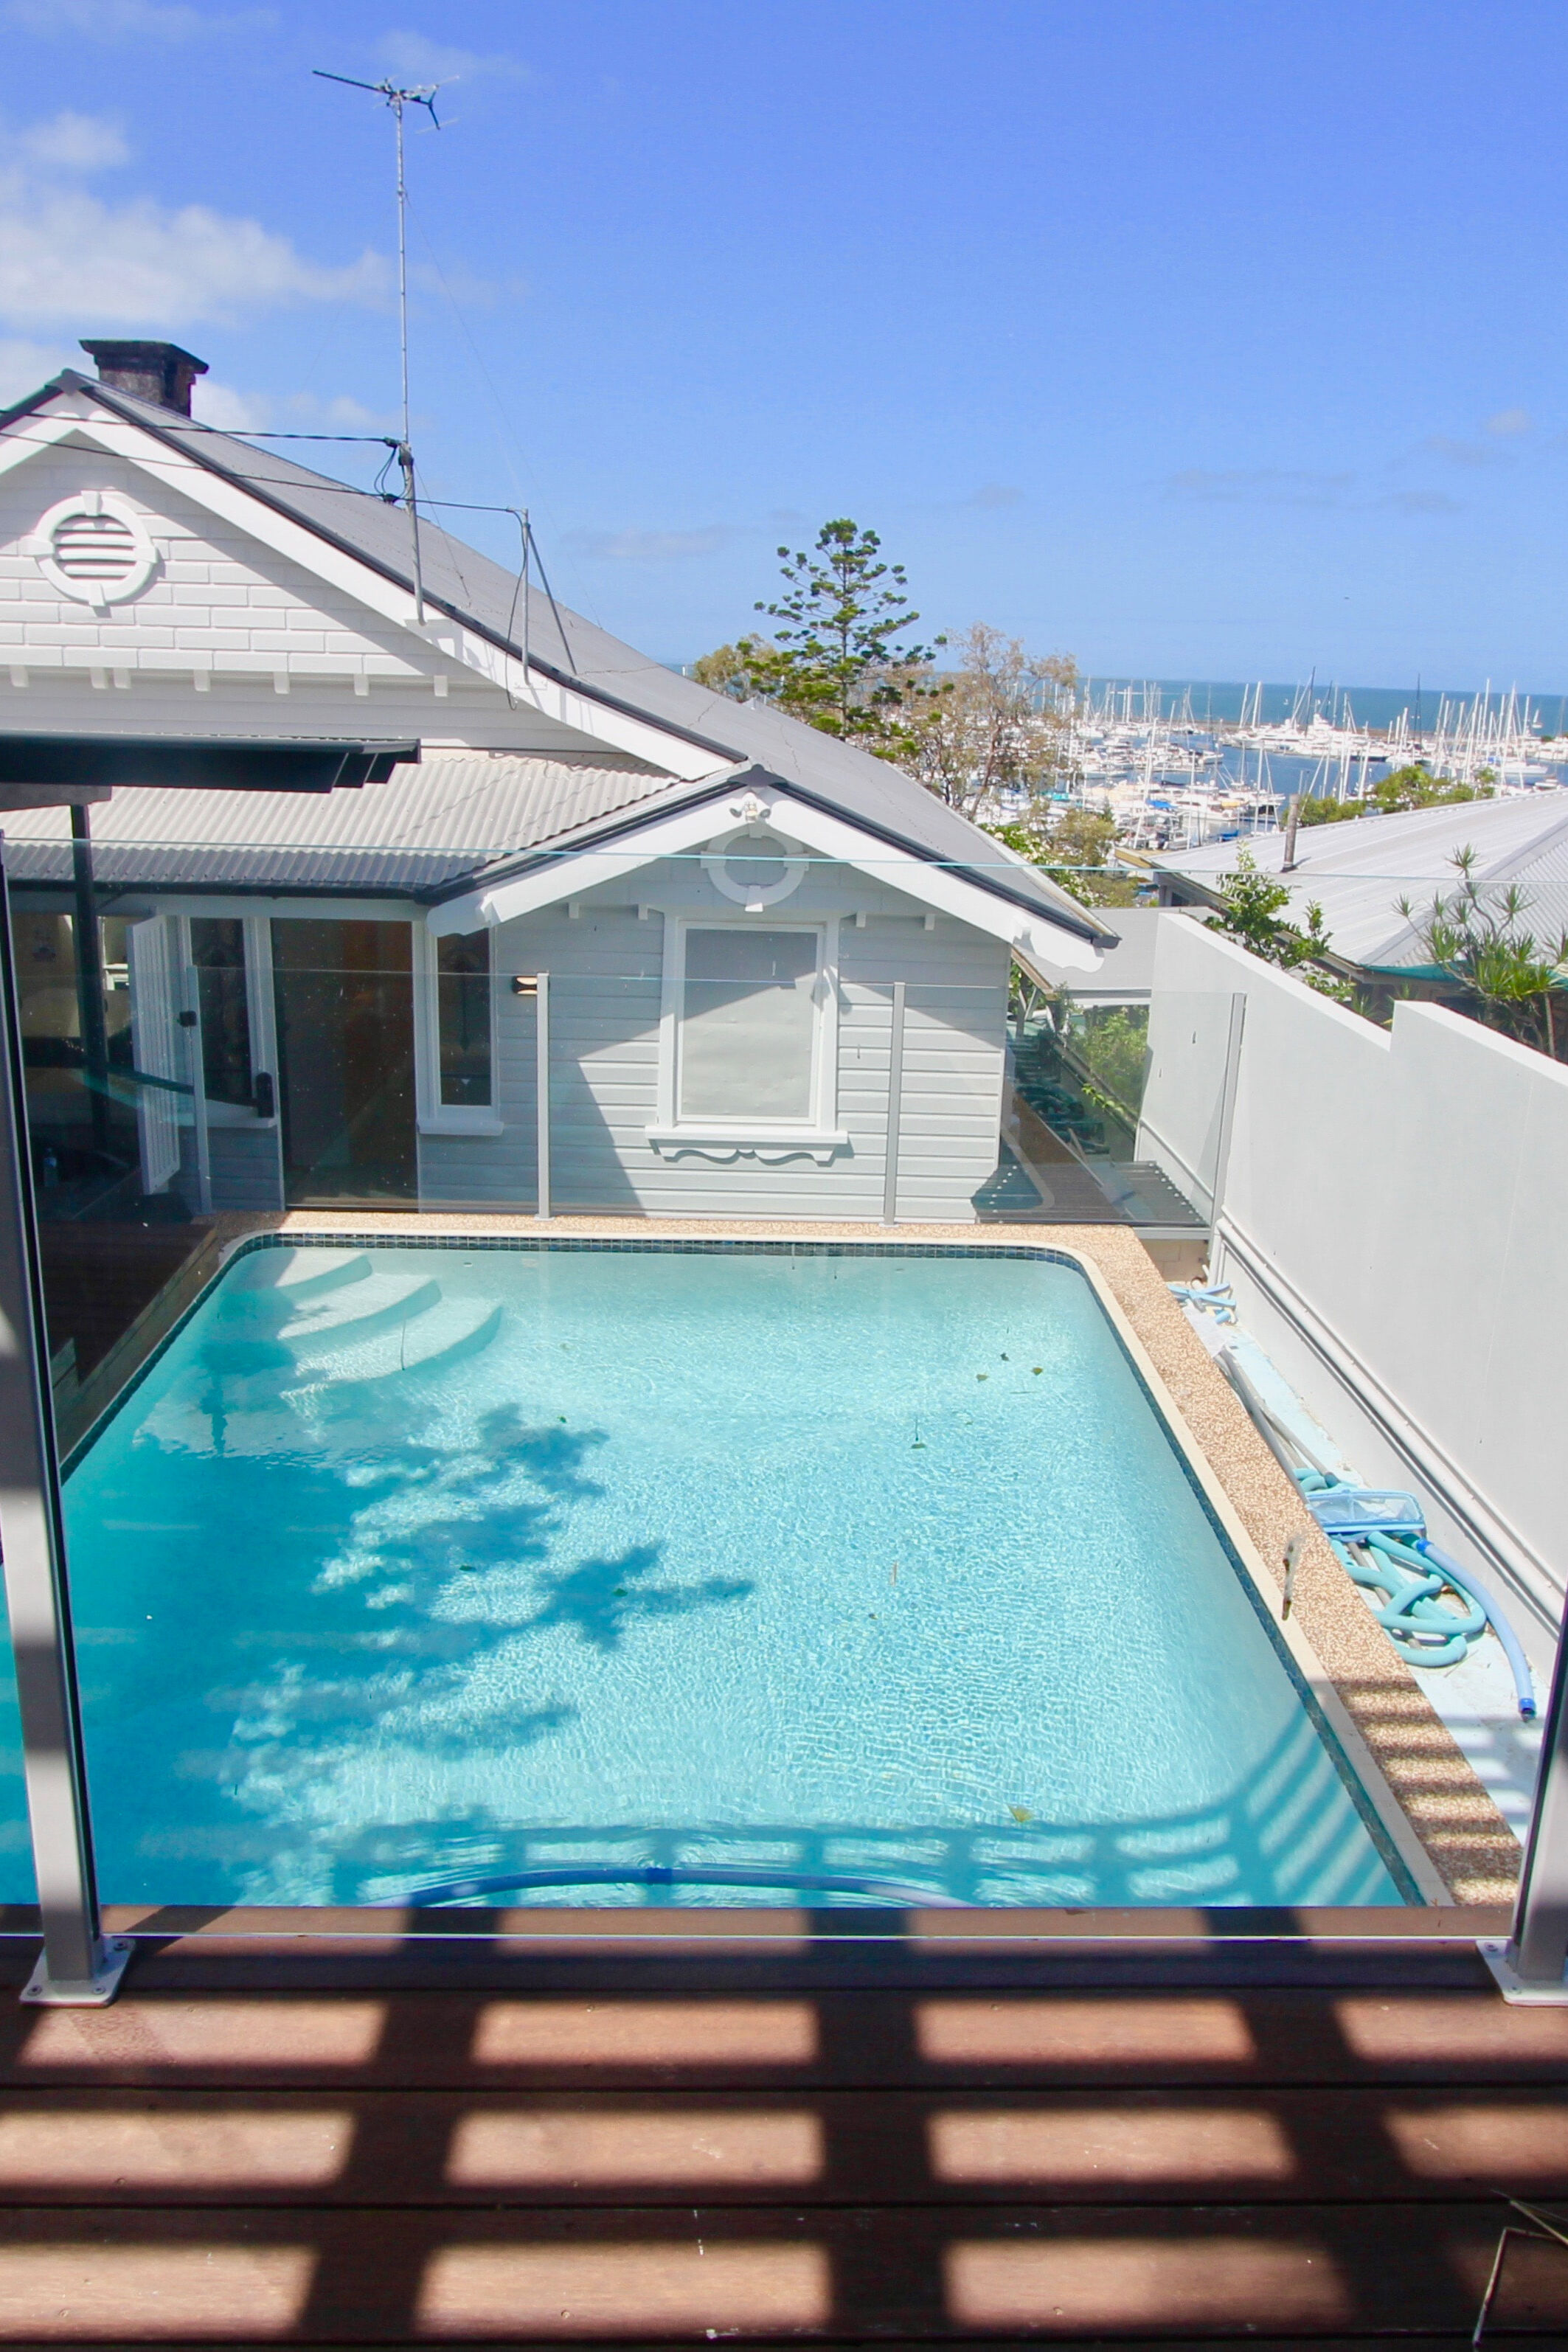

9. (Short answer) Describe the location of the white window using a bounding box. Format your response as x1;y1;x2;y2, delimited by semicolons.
414;923;502;1134
651;917;844;1160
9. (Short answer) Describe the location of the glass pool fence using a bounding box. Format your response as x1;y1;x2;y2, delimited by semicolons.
0;848;1353;1991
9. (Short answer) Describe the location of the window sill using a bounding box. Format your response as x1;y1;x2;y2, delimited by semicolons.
418;1114;504;1138
646;1125;847;1166
204;1103;272;1128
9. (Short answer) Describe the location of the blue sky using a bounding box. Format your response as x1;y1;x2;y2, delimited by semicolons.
1;0;1563;687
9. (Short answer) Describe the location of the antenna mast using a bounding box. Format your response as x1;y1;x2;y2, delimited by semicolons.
313;69;440;623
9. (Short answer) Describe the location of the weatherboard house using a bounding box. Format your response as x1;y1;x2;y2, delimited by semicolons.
0;341;1111;1222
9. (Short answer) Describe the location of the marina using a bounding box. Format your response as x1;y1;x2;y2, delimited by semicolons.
1006;676;1568;851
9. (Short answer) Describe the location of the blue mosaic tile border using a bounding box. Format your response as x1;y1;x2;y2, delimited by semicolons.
229;1229;1084;1267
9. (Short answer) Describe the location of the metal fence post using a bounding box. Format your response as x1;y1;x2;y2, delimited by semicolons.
0;840;130;2004
1207;990;1247;1226
881;981;906;1227
535;970;550;1220
1482;1596;1568;2001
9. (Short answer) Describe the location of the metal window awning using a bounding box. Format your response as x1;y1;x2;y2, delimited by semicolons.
0;737;418;801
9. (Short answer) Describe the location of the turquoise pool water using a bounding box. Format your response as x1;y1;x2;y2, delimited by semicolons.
61;1241;1407;1909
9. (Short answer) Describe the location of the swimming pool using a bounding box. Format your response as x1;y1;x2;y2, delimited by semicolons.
61;1238;1411;1909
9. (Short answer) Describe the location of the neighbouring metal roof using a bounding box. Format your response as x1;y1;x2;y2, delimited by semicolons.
1150;791;1568;969
0;370;1114;948
0;754;679;894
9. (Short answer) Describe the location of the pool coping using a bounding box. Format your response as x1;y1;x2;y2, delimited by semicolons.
1059;1246;1445;1906
68;1208;1522;1918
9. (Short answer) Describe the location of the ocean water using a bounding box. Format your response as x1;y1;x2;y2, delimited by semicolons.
60;1242;1407;1909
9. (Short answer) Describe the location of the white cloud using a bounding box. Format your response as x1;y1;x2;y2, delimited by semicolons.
191;383;395;435
16;112;130;172
190;379;272;431
1426;433;1508;469
376;30;527;86
0;336;79;406
1376;488;1463;516
1167;467;1354;507
1487;407;1533;437
1;0;274;39
566;526;738;562
0;170;386;328
965;482;1024;510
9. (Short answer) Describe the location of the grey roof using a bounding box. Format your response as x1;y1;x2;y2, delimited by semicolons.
1;754;675;894
1149;791;1568;970
0;368;1111;946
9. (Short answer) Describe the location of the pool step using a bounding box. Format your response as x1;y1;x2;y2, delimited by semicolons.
275;1272;442;1356
286;1297;502;1392
203;1271;441;1373
225;1248;374;1308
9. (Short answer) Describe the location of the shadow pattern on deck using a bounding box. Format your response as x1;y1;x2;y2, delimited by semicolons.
0;1932;1561;2343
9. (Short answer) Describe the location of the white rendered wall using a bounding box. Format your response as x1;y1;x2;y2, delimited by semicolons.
1139;914;1568;1634
1032;903;1167;996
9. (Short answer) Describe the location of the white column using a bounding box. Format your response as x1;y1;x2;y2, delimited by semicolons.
881;980;906;1227
535;970;550;1220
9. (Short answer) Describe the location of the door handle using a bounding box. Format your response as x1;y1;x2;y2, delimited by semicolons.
253;1071;275;1120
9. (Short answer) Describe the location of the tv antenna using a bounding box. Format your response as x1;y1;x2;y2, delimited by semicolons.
313;70;441;621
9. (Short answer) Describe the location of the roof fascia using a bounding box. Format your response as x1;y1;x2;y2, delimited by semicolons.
765;775;1112;944
427;780;1106;974
0;404;89;485
436;763;1110;948
0;388;729;782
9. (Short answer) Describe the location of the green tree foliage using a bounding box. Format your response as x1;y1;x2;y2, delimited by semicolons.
690;642;759;702
1400;846;1568;1058
1078;1005;1148;1120
987;803;1139;907
1206;848;1347;996
695;520;940;756
1299;764;1496;826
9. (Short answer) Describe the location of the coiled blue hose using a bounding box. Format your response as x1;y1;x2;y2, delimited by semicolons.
1410;1534;1536;1718
1294;1469;1537;1717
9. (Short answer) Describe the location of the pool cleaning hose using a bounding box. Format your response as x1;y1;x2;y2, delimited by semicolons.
1417;1536;1537;1716
1194;1308;1537;1716
375;1863;971;1908
1296;1470;1537;1718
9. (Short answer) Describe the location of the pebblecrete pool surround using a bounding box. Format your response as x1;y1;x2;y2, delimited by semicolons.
60;1218;1457;1911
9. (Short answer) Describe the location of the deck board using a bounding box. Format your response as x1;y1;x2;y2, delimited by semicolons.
0;2202;1554;2339
11;1985;1568;2086
0;2085;1564;2205
0;1966;1564;2341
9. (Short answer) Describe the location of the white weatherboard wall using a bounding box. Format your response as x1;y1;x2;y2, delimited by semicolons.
0;440;647;758
1139;915;1568;1634
419;858;1010;1220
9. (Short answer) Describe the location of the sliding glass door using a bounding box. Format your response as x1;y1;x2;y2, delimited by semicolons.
271;918;416;1206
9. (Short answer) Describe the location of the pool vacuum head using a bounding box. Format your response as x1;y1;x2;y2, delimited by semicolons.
1305;1488;1427;1540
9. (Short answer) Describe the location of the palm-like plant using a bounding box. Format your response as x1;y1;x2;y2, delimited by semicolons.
1401;847;1568;1058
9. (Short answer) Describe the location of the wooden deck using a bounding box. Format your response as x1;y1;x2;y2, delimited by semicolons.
0;1923;1564;2343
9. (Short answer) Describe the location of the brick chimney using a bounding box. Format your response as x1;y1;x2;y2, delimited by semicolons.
79;340;209;417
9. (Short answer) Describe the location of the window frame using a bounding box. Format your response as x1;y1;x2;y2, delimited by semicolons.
414;920;503;1136
649;913;845;1157
174;911;276;1128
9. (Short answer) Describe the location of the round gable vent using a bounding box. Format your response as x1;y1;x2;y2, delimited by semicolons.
30;493;159;609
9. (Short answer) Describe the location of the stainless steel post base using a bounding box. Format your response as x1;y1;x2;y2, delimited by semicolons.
20;1935;133;2007
1478;1937;1568;2005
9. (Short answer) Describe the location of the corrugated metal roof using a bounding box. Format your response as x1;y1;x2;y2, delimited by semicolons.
0;370;1112;946
1;755;678;894
1150;791;1568;968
